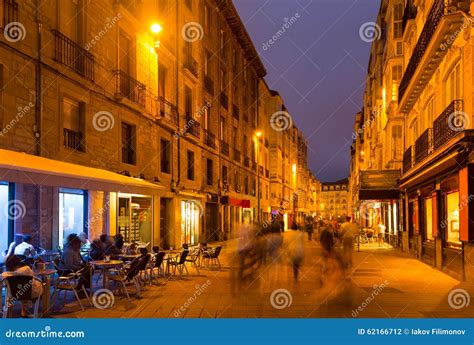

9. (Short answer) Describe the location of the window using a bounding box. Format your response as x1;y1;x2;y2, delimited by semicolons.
222;165;228;183
425;97;435;128
59;188;86;248
391;65;402;101
244;176;248;194
62;0;82;43
243;135;248;156
187;150;195;180
206;159;213;185
160;139;170;174
220;116;225;140
204;5;210;34
392;125;403;160
220;69;227;91
446;63;461;106
121;122;135;165
232;126;238;148
203;106;210;130
119;30;132;74
424;198;433;240
446;192;460;244
204;50;211;76
63;97;85;151
0;183;11;255
410;119;418;145
393;3;403;39
158;65;167;99
185;86;193;118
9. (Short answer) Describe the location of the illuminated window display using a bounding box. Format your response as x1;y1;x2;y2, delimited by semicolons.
446;192;460;244
0;183;10;255
424;198;433;240
181;201;201;245
59;189;86;247
118;194;152;245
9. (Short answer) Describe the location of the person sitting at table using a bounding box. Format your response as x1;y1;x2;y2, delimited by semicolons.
14;235;37;258
3;255;44;317
89;238;105;260
5;234;25;259
100;234;122;258
60;234;91;290
113;234;124;251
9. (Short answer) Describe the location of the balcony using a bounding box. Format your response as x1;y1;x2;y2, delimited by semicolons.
204;75;214;95
185;117;201;139
52;30;95;80
63;128;84;152
434;100;464;150
233;148;241;162
403;146;414;174
243;156;250;168
415;128;433;164
184;55;198;78
402;0;417;34
221;141;229;156
3;0;18;26
156;96;178;125
398;0;465;113
220;92;228;110
232;104;239;120
114;70;146;106
204;129;216;149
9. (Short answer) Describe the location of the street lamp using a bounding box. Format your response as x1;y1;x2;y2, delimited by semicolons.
150;23;162;50
254;131;262;222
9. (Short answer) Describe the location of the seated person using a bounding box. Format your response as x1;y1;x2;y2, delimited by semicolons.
100;234;122;258
14;235;37;258
60;234;91;289
5;234;25;259
89;238;105;260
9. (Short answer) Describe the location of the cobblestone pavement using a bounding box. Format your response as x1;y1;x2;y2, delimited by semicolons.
52;234;473;318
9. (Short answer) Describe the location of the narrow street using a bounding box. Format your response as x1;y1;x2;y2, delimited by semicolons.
57;234;473;319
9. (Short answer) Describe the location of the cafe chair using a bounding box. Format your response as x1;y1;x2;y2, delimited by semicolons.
3;275;44;318
137;254;152;286
168;250;189;278
51;266;92;312
203;246;222;270
185;248;201;275
150;251;166;281
108;257;143;301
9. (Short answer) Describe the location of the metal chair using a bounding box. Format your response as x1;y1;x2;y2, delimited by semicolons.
3;275;43;318
150;251;166;281
168;250;189;278
108;257;143;301
51;266;92;311
203;246;222;270
185;248;201;275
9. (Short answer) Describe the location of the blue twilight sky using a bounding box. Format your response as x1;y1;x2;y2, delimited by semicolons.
233;0;380;182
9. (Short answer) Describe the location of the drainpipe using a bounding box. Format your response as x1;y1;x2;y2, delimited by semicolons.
175;2;180;190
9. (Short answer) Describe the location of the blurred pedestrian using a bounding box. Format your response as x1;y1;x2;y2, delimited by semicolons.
340;216;359;268
305;219;314;241
320;221;335;255
287;224;305;282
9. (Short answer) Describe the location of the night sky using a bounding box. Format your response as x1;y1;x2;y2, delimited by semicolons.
233;0;380;182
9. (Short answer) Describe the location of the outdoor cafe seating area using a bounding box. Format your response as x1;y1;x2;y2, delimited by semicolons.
0;242;223;318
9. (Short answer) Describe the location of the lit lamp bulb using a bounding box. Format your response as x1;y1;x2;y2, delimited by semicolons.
150;23;163;34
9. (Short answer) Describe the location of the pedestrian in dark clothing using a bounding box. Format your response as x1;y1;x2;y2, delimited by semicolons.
306;221;314;241
320;225;335;254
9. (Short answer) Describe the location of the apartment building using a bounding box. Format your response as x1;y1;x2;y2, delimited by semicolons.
320;179;349;220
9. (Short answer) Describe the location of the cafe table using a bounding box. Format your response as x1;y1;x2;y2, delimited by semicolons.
90;260;123;288
32;268;57;317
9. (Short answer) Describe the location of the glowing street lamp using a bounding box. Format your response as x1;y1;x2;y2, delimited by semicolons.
150;23;163;50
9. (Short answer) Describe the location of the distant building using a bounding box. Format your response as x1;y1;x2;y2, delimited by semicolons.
320;179;349;220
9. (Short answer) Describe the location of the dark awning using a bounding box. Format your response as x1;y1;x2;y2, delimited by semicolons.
358;170;400;200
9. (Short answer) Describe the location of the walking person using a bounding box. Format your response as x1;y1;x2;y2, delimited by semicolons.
287;224;305;283
340;216;359;268
305;218;314;241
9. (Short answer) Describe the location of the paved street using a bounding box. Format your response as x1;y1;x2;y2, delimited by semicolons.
53;234;474;319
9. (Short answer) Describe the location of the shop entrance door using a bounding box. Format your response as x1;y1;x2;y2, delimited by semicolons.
205;203;219;242
181;201;200;245
160;198;171;249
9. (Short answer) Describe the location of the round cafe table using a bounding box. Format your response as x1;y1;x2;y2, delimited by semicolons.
90;260;123;288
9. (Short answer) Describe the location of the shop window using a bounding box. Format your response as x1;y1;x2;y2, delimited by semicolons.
446;192;460;244
187;150;195;181
206;158;213;185
118;194;152;244
59;188;86;248
121;122;136;165
160;139;170;174
424;198;433;240
0;183;11;255
181;201;200;245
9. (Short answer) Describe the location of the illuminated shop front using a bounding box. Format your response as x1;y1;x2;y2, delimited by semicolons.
181;200;201;245
117;193;153;245
59;188;86;247
0;182;11;255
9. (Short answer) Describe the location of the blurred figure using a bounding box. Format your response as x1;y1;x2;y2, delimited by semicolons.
61;234;91;290
14;235;37;258
265;222;283;264
340;216;359;268
305;217;314;241
5;234;24;258
287;224;305;283
319;221;335;255
78;232;91;249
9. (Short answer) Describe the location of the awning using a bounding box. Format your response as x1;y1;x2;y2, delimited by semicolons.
358;170;400;200
0;149;164;195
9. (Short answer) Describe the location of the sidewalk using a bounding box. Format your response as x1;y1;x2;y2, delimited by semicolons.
52;235;473;318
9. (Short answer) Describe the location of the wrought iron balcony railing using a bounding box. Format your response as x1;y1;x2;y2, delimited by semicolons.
52;30;95;80
185;117;201;138
403;146;413;173
220;92;228;110
204;75;214;95
233;148;241;162
434;100;464;150
156;96;178;124
398;0;445;101
220;140;229;156
63;128;84;152
415;128;433;164
184;55;198;77
114;70;146;106
232;104;239;120
204;129;216;149
3;0;18;27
